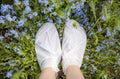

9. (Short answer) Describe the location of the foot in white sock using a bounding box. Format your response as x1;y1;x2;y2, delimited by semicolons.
35;23;62;73
62;19;87;74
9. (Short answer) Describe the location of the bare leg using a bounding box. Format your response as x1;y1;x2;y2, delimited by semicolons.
66;65;84;79
39;67;56;79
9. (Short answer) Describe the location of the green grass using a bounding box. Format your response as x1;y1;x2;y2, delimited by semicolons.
0;0;120;79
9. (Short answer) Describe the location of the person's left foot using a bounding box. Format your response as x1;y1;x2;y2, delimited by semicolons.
62;19;87;74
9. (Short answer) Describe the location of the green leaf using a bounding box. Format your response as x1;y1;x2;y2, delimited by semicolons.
102;6;111;21
88;0;96;20
11;69;24;79
56;10;66;19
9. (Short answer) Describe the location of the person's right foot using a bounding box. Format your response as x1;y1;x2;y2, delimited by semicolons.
35;23;62;73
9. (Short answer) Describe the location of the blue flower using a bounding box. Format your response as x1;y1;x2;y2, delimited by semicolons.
0;36;4;41
102;40;107;44
106;27;111;37
118;26;120;30
23;0;29;6
8;60;14;66
52;12;57;16
96;45;106;52
1;4;10;13
37;21;41;27
21;31;25;36
72;1;90;28
118;59;120;65
38;0;48;6
59;29;63;33
13;47;19;52
14;0;21;5
80;0;86;8
66;17;70;22
91;64;97;70
31;66;34;71
68;0;73;2
23;6;31;14
14;67;19;71
56;17;62;24
101;15;106;21
10;29;19;38
12;10;16;14
5;14;12;21
0;16;5;24
12;16;17;21
112;29;116;34
67;12;70;16
96;46;102;52
48;4;55;12
27;14;33;19
6;70;13;78
16;18;27;28
33;12;38;16
16;51;22;56
48;6;54;12
98;27;103;32
0;4;16;14
71;3;76;9
89;31;94;36
2;63;6;66
85;55;89;60
41;9;47;14
47;18;53;22
5;45;10;49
